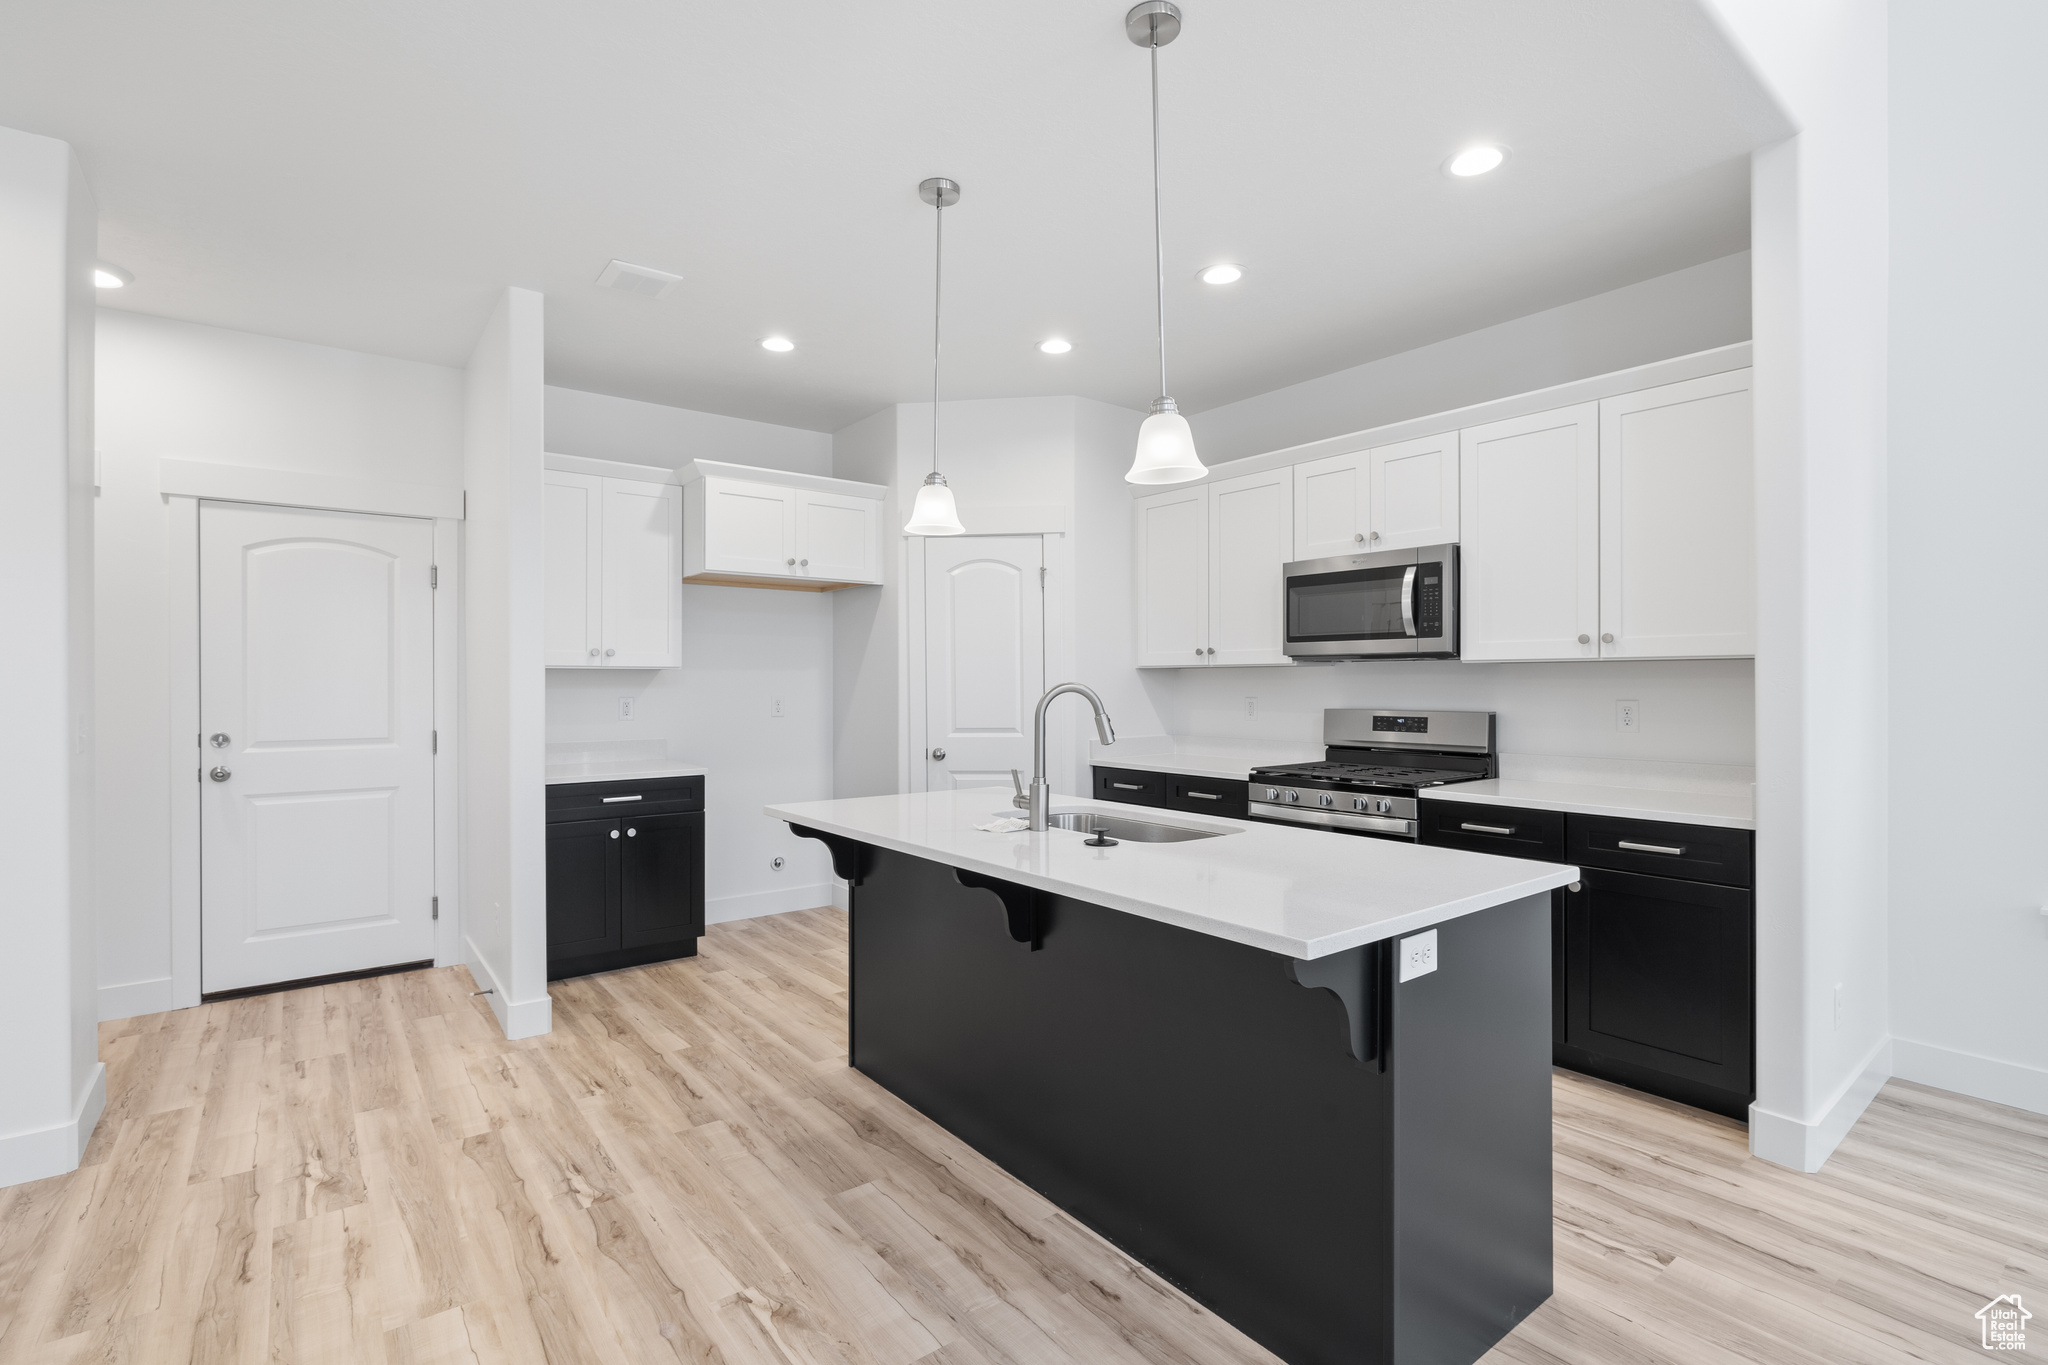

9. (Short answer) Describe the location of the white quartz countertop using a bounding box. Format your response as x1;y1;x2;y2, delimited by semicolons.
1088;738;1326;783
546;760;707;785
765;787;1577;960
1419;779;1755;830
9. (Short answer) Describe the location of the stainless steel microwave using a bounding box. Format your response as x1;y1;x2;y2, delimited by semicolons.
1282;544;1459;660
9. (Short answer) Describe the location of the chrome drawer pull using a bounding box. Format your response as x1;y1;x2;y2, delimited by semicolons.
1461;822;1516;836
1110;782;1144;791
1187;791;1221;800
602;794;643;803
1617;839;1686;856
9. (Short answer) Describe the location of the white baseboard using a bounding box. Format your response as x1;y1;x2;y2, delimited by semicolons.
0;1062;106;1189
463;936;552;1041
706;883;840;925
1893;1036;2048;1117
1749;1034;1893;1172
99;976;175;1022
831;880;850;911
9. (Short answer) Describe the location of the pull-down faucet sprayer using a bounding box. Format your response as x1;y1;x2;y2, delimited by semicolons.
1011;682;1117;831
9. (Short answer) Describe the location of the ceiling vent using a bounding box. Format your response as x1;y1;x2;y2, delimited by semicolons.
596;259;683;301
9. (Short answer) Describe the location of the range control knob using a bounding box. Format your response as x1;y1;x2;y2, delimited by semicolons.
1318;792;1335;807
1353;796;1370;812
1264;787;1280;801
1282;789;1300;803
1376;798;1393;814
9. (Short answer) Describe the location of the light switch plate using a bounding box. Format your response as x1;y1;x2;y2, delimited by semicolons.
1399;929;1438;982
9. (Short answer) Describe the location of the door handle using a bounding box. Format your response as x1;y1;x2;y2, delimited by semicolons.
1617;840;1686;856
930;747;947;761
208;766;232;782
1400;565;1418;637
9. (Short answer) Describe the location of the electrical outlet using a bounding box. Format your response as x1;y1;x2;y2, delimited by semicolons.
1246;696;1257;718
1833;982;1844;1031
1616;699;1640;733
617;697;635;721
771;697;786;719
1398;929;1438;982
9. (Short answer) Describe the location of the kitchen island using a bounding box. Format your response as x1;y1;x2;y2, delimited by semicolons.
766;787;1578;1365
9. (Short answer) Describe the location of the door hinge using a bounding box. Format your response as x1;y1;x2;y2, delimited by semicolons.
432;729;438;754
431;564;438;589
1039;566;1047;587
432;895;439;921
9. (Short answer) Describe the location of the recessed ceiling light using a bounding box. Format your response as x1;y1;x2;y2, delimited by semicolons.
93;264;132;288
760;336;794;352
1198;264;1243;285
1445;145;1507;178
1039;338;1072;355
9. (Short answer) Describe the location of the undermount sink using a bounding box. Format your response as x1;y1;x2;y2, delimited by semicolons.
1041;809;1235;843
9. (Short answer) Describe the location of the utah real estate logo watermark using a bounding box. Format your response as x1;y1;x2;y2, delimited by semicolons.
1978;1294;2030;1351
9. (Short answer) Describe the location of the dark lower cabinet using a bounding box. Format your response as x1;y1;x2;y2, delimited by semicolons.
1422;798;1756;1122
1091;765;1249;818
546;776;704;980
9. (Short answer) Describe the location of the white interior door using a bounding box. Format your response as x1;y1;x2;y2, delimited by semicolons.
1369;432;1460;549
200;502;437;994
924;536;1044;793
1208;467;1295;667
601;478;682;667
544;470;603;667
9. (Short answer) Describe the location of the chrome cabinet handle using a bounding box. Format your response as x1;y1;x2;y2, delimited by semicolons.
1568;880;1582;893
1578;634;1591;645
610;829;620;839
604;648;616;657
1110;782;1143;791
930;747;947;761
1617;840;1685;856
1369;530;1380;542
1206;646;1216;655
208;766;232;782
626;828;637;837
588;647;599;657
209;733;231;749
1354;531;1364;542
601;794;642;803
800;558;809;567
787;557;796;566
1400;565;1418;637
1188;791;1221;800
1602;632;1615;644
1461;822;1515;835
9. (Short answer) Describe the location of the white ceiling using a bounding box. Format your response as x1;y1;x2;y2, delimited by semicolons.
0;1;1786;432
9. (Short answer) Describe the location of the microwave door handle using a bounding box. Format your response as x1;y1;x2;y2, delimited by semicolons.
1400;565;1418;637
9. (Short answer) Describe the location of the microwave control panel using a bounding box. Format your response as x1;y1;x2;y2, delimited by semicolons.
1415;566;1444;638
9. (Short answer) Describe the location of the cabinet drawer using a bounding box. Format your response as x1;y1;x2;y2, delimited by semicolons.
1566;814;1752;888
1164;777;1247;818
547;775;703;823
1092;766;1166;808
1418;800;1566;860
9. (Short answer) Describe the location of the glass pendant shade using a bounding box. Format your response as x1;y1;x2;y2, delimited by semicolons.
904;471;965;536
1126;402;1204;484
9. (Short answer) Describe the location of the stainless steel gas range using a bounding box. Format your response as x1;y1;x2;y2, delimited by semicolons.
1247;708;1496;841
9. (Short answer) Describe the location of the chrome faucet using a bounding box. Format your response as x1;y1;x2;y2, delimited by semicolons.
1011;682;1117;831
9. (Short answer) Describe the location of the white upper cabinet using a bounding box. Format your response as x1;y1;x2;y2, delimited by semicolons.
1370;431;1460;550
1292;451;1368;560
1459;404;1601;662
545;466;681;668
1598;371;1755;659
1208;467;1295;666
1134;485;1209;667
681;460;884;590
544;471;604;667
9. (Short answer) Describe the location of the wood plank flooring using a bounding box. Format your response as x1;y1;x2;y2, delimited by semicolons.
1;906;2039;1363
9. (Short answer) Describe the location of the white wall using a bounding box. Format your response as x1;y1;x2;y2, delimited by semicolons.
461;287;549;1039
543;386;840;921
1699;0;1892;1171
0;126;102;1188
1190;253;1752;465
831;407;902;799
92;311;464;1019
1887;0;2048;1114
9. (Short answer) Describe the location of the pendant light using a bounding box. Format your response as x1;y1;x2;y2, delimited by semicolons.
1124;1;1205;485
905;176;968;536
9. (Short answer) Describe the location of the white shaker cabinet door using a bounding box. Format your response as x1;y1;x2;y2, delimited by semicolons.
1134;485;1209;667
1209;467;1296;667
1370;431;1459;550
1292;450;1369;560
1599;370;1754;659
600;478;682;668
795;489;881;584
1459;403;1601;661
544;470;604;667
698;477;797;576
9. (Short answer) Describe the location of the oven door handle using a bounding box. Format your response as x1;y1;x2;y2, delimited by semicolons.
1400;565;1418;637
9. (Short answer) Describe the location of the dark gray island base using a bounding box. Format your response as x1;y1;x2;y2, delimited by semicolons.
796;832;1553;1365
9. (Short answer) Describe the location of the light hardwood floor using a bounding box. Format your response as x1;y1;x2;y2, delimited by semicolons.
1;907;2040;1364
